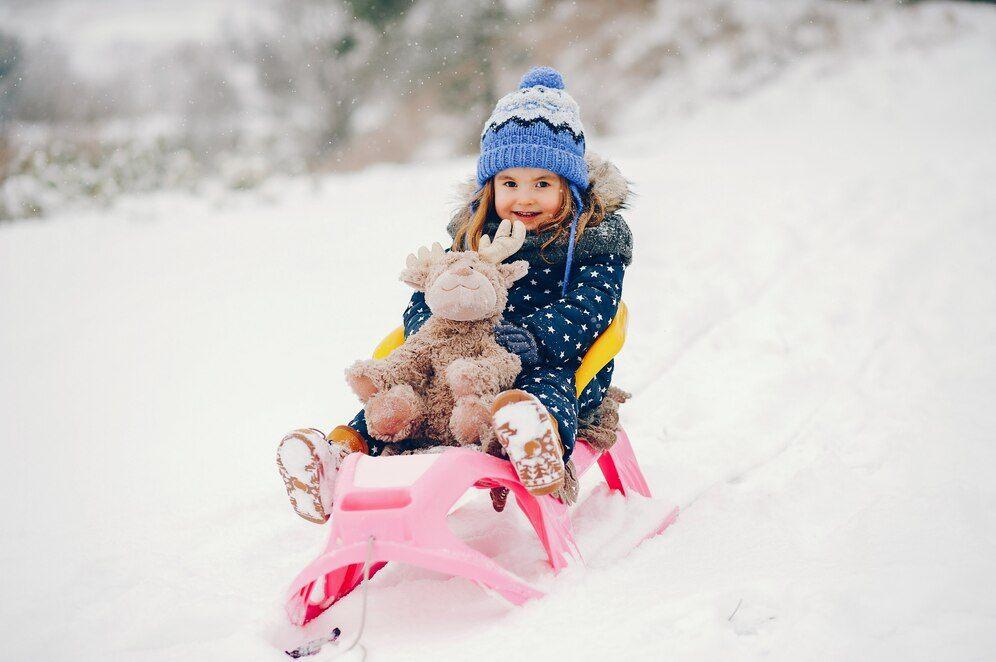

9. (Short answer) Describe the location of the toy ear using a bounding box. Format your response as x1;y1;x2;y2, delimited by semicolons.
400;265;430;291
497;260;529;288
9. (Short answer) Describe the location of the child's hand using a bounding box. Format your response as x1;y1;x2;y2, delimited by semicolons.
494;322;539;366
478;218;527;263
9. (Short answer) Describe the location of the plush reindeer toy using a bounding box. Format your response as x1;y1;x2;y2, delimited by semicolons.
345;219;530;451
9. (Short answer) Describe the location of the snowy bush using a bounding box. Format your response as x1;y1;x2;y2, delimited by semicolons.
0;134;198;219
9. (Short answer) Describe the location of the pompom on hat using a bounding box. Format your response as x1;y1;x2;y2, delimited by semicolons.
475;66;589;294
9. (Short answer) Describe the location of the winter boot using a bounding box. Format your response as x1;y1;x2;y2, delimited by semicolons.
491;390;566;496
276;425;369;523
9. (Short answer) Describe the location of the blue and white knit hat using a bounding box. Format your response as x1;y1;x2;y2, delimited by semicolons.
476;66;588;294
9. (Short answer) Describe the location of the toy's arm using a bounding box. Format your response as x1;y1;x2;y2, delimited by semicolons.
518;253;626;368
346;335;433;403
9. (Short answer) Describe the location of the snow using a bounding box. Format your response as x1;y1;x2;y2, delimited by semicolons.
3;8;996;661
279;432;324;481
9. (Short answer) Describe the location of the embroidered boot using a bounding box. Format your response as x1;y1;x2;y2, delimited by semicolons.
276;425;369;523
491;390;566;496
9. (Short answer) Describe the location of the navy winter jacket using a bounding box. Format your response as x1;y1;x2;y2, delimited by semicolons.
402;211;632;418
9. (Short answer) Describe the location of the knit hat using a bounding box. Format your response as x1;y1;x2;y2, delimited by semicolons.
475;66;588;294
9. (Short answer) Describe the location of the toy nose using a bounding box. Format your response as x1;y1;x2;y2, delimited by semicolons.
452;265;472;277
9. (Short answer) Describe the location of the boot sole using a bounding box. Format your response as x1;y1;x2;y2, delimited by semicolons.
276;428;329;524
491;390;566;496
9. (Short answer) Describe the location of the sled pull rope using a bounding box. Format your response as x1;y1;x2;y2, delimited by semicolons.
285;536;375;660
335;535;374;660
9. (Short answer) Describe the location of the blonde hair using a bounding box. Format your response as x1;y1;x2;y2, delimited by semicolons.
451;175;606;263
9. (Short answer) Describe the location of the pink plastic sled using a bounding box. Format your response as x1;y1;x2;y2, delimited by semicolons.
284;428;678;626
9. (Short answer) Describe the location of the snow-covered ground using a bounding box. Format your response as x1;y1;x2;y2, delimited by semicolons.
3;9;996;661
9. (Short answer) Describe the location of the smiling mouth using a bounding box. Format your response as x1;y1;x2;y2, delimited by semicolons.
441;283;480;292
513;211;540;218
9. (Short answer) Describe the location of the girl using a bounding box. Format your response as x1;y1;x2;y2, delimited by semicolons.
277;66;633;524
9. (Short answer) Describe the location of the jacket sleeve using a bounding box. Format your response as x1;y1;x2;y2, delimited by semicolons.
517;252;627;368
403;290;432;338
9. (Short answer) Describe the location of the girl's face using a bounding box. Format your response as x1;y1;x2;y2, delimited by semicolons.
493;167;564;231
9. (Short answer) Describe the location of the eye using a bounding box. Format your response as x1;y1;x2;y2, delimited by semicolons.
537;181;550;188
501;181;517;188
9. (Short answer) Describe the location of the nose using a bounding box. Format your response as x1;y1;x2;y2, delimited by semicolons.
452;265;472;277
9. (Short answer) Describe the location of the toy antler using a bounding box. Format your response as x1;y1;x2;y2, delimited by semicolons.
478;219;526;264
401;241;446;290
405;242;447;270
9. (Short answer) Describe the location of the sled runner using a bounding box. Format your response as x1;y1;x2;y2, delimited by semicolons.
284;303;679;626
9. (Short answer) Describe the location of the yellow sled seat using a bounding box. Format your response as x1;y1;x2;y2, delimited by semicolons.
372;301;628;398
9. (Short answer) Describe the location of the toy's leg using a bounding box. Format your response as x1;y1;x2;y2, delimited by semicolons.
445;357;509;446
277;427;366;524
365;384;427;443
449;395;492;446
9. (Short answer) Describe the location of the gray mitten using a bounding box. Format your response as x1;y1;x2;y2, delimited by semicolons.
494;321;540;366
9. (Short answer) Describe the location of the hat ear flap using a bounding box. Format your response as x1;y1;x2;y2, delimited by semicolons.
497;260;529;288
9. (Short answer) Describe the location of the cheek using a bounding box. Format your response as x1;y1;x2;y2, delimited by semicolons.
541;187;564;215
493;188;513;216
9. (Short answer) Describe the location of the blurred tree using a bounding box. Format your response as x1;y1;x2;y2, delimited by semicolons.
0;30;22;125
250;0;382;165
6;39;112;123
344;0;417;29
0;31;18;185
383;0;517;152
174;43;242;158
